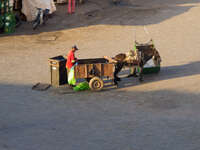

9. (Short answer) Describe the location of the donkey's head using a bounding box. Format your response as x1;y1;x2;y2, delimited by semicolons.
152;49;162;65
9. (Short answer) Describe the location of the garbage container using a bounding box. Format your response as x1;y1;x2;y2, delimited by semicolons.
48;55;67;87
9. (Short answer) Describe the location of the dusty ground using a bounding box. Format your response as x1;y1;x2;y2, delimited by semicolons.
1;0;200;150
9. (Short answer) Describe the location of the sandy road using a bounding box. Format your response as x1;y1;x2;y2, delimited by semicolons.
0;0;200;149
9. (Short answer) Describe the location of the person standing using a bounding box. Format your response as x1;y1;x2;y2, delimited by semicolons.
68;0;75;14
66;45;79;87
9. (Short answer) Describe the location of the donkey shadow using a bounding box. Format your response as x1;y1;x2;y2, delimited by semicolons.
104;61;200;89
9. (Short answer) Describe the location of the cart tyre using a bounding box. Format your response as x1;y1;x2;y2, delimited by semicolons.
89;77;104;91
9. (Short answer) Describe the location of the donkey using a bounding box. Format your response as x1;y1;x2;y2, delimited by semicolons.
129;40;162;81
104;49;142;85
104;40;161;85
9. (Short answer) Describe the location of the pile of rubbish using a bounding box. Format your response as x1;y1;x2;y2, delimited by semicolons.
73;82;90;92
22;0;56;22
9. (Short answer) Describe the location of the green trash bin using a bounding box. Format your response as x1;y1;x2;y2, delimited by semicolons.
0;2;5;32
0;0;16;34
48;55;68;87
0;15;4;28
4;12;16;34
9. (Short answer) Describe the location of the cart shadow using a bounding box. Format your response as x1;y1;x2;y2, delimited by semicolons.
106;61;200;90
31;61;200;93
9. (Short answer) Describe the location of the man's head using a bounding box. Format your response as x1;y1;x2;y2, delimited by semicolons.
72;45;79;51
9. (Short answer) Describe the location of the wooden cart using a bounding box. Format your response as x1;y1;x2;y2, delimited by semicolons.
74;58;115;91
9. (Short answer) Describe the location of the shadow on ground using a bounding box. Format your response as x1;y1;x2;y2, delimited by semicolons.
116;61;200;89
31;60;200;94
1;0;199;36
0;79;200;150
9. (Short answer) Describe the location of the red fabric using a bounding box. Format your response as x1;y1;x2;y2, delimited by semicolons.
68;0;75;14
66;50;75;69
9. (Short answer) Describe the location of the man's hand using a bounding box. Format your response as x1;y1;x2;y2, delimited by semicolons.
103;56;109;59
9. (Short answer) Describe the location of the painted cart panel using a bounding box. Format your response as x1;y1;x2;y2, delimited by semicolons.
74;58;114;79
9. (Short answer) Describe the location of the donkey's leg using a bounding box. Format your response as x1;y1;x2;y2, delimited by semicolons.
114;62;124;83
127;67;139;78
139;67;143;82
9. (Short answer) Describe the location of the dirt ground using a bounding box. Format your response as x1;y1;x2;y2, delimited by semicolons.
1;0;200;150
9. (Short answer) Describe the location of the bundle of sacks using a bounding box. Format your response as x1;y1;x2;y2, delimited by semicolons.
22;0;56;21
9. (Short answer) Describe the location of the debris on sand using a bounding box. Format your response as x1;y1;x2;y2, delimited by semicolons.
32;83;51;91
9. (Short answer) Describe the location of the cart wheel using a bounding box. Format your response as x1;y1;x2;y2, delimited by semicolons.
89;77;104;91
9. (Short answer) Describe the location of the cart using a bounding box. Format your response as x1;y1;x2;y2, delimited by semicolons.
135;40;161;74
74;58;115;91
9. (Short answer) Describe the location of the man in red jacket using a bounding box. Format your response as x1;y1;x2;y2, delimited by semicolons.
66;45;79;87
66;45;78;69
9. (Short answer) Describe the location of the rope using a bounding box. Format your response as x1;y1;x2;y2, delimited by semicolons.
134;27;136;42
143;25;152;42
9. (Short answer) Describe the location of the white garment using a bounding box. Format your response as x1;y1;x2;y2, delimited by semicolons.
143;59;156;68
22;0;56;21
